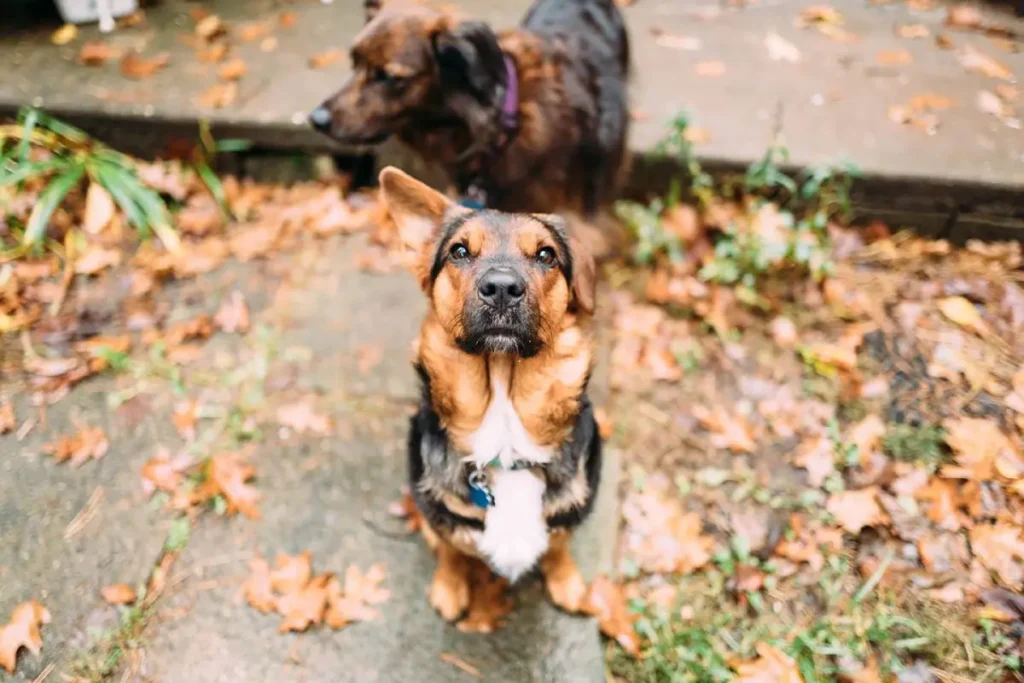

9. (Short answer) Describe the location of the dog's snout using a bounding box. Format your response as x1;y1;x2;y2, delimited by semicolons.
478;269;526;308
309;107;332;132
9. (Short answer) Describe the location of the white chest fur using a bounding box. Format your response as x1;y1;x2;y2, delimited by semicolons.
467;358;550;580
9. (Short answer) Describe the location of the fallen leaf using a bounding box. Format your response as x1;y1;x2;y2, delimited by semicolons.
238;21;271;42
0;401;15;435
797;4;844;26
0;600;51;674
848;414;886;464
197;452;261;518
693;405;756;452
997;84;1020;102
196;82;238;109
82;182;116;235
765;32;801;62
309;49;344;69
958;45;1014;81
942;416;1016;481
100;584;137;605
277;399;331;435
622;490;715;573
44;426;109;467
326;564;391;628
260;37;279;52
343;563;390;606
271;552;313;594
936;33;956;49
827;487;887;534
794;436;836;487
78;41;120;66
141;447;190;496
75;245;122;275
682;126;711;144
971;523;1024;588
938;296;990;337
278;574;330;633
694;60;726;76
946;3;982;29
279;11;298;27
771;316;798;347
876;49;913;65
214;290;250;334
584;576;640;656
218;57;247;81
896;24;930;39
120;52;171;80
917;478;967;530
195;15;226;40
197;42;228;64
977;90;1017;123
51;24;78;45
242;557;277;613
735;642;803;682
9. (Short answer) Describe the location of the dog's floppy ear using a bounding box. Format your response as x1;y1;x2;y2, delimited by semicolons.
378;166;453;289
433;20;505;102
568;235;596;314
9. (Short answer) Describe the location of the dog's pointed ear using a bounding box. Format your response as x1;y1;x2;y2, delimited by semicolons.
378;166;454;288
364;0;382;22
433;20;505;101
568;234;596;315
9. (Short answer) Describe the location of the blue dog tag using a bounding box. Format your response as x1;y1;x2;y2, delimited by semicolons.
468;470;494;508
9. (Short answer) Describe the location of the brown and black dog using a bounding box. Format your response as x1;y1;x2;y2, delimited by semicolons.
310;0;629;222
378;165;601;618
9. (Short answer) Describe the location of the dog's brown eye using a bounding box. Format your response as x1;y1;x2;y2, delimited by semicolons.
536;247;557;266
449;244;470;261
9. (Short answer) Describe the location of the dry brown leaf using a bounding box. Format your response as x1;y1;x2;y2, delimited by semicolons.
917;478;967;530
936;33;956;49
848;414;885;463
797;4;843;25
214;290;250;334
278;574;330;633
197;453;261;518
78;41;120;66
734;642;804;682
938;296;990;337
326;564;391;628
946;3;982;29
260;37;279;52
141;448;190;495
803;342;857;371
827;487;887;534
942;416;1015;481
794;436;836;487
101;584;137;605
997;84;1020;102
279;11;298;28
896;24;930;39
171;400;198;441
277;399;331;435
654;32;702;51
622;490;714;573
82;182;116;235
584;576;640;656
876;49;913;65
0;401;14;435
51;24;78;45
196;82;238;109
309;49;344;69
120;52;171;80
958;45;1014;80
195;15;226;40
694;60;726;77
238;21;271;42
197;42;228;64
75;245;122;275
218;57;247;81
971;523;1024;588
271;552;313;595
0;600;50;674
242;557;277;613
44;426;109;467
693;405;756;452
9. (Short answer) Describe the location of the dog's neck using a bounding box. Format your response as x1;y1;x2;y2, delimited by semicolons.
416;312;593;460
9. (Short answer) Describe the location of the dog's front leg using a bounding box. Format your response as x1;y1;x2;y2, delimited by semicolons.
423;525;472;621
540;530;588;613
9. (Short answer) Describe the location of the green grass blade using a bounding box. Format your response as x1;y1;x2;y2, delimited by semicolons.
22;163;84;246
0;158;70;187
16;108;39;163
195;162;229;217
92;160;149;234
213;138;253;153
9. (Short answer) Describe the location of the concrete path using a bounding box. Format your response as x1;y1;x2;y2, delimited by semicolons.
1;0;1022;192
0;233;619;682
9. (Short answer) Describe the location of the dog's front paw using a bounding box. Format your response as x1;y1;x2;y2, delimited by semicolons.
429;571;470;621
545;564;588;613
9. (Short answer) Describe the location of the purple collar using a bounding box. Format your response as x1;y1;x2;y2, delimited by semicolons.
499;54;519;135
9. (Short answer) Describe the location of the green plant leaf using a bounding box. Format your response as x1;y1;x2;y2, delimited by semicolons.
213;138;253;153
0;158;70;187
22;163;84;246
16;107;39;163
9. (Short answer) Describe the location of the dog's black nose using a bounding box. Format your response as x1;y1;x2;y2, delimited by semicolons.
309;107;332;132
478;269;526;308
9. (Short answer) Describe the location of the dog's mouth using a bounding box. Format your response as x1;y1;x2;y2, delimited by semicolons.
460;322;541;358
327;130;392;146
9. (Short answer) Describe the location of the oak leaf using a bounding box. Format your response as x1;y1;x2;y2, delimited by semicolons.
44;426;109;467
938;296;990;336
584;576;640;656
214;290;250;334
277;574;330;633
120;51;170;79
0;600;50;674
734;643;803;682
141;448;190;496
971;523;1024;589
277;399;331;435
197;453;261;518
270;551;313;594
827;487;887;534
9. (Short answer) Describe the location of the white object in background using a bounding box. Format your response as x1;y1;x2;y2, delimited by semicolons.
53;0;138;27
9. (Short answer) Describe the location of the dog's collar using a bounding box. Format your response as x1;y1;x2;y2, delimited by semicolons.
458;54;519;210
466;456;534;508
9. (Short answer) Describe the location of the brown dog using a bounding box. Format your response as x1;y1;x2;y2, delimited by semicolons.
310;0;629;222
378;165;602;619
